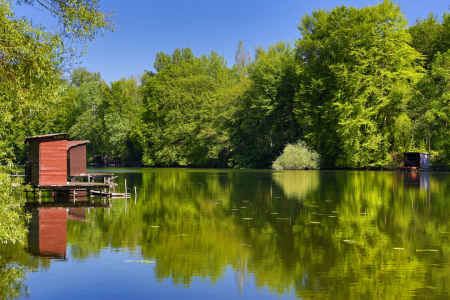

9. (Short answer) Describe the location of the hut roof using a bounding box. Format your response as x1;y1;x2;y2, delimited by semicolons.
403;152;428;155
67;141;90;150
24;133;68;143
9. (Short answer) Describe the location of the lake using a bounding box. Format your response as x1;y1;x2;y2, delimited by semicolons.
2;168;450;299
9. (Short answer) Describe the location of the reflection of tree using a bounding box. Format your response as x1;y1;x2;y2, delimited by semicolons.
0;243;49;299
0;266;28;299
271;170;319;201
58;170;450;298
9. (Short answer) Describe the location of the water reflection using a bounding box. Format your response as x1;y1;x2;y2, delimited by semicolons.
28;208;68;259
25;198;110;260
6;169;450;299
404;171;430;190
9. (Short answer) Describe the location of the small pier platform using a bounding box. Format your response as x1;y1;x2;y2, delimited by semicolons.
26;181;114;202
69;173;117;181
34;182;110;189
91;190;130;198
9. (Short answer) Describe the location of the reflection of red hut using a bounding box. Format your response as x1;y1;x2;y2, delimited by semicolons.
67;141;90;176
24;133;68;185
67;208;87;221
28;208;67;258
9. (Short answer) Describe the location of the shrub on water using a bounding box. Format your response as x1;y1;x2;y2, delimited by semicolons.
272;140;320;170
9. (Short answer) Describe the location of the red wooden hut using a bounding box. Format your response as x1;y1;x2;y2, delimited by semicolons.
24;133;68;185
67;141;90;176
24;133;115;199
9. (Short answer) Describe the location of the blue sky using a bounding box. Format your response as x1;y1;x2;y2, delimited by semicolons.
12;0;450;84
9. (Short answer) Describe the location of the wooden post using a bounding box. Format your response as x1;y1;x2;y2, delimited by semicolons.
108;176;111;199
125;179;127;198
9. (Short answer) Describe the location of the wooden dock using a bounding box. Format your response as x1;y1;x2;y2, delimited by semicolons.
91;190;130;198
26;181;115;202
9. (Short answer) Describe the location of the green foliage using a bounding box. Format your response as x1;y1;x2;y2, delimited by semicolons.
0;0;63;160
230;41;301;168
141;50;238;167
408;13;444;68
272;140;320;170
409;50;450;162
0;266;28;299
153;47;194;72
409;12;450;69
63;80;106;157
100;76;141;159
69;66;102;87
233;40;251;77
0;0;114;247
16;0;115;64
295;0;423;168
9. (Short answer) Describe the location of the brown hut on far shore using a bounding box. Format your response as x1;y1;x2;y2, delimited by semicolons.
399;152;430;170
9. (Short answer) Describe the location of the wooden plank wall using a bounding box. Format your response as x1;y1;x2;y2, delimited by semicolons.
39;138;67;185
68;145;87;176
28;139;40;185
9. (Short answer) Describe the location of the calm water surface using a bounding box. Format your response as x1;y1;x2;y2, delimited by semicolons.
2;169;450;299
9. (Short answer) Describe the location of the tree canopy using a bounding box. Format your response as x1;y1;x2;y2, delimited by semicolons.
4;0;450;171
0;0;114;244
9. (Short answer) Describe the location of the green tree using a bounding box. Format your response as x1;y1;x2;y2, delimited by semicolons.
100;76;141;160
69;66;102;87
1;0;114;161
234;40;251;77
153;47;194;72
408;13;443;68
409;50;450;162
231;42;301;168
295;0;423;168
141;50;238;167
409;12;450;69
68;80;107;158
0;0;63;160
16;0;115;66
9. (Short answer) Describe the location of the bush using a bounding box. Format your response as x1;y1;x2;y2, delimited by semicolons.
272;140;320;170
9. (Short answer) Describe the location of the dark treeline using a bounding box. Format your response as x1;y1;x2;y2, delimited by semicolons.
8;0;450;169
